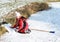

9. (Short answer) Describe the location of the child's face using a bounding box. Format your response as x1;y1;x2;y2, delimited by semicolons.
15;11;21;18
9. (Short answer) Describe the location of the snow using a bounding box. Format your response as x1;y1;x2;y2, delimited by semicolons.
0;0;14;3
49;2;60;8
0;2;60;42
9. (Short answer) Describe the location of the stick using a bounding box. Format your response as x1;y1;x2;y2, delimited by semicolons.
30;29;55;33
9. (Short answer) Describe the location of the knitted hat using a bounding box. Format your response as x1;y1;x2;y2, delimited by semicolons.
15;11;21;18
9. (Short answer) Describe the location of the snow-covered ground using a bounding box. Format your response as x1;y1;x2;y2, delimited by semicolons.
0;2;60;42
49;2;60;8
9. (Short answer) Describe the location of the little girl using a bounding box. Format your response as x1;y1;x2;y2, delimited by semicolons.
11;11;31;34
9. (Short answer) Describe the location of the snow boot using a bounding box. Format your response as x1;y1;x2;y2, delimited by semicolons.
25;29;31;34
18;29;31;34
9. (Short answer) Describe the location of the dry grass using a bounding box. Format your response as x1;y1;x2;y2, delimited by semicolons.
3;2;49;25
16;2;49;15
16;2;49;19
0;26;8;36
39;2;49;10
5;18;16;26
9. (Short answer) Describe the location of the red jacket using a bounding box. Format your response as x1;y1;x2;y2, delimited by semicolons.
12;16;28;33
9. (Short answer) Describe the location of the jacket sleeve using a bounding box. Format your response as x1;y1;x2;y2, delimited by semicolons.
24;21;29;31
18;19;23;31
